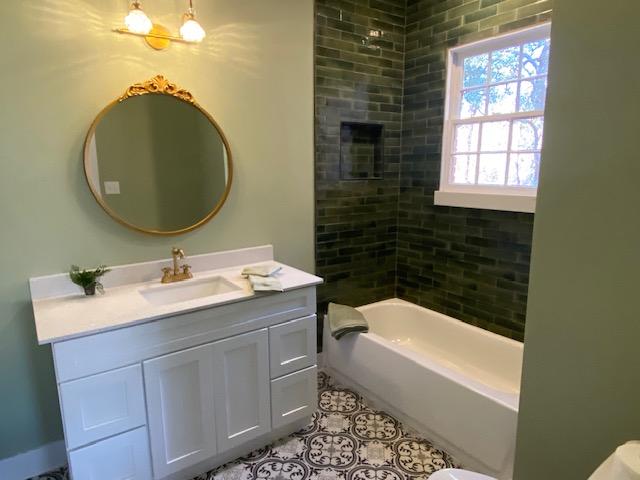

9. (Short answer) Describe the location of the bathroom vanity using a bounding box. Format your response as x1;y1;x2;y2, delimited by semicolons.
30;246;322;480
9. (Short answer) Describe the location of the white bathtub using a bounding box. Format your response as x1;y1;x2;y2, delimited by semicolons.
323;298;523;480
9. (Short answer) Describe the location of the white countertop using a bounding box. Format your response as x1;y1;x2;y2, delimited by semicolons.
30;246;322;345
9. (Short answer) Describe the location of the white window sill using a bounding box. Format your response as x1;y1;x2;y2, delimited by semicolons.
434;190;536;213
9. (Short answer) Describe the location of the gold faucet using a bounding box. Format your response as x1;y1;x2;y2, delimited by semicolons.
161;247;193;283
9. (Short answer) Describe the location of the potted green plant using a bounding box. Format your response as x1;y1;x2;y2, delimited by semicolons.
69;265;110;296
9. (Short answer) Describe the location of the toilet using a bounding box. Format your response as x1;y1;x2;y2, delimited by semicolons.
429;469;495;480
430;441;640;480
588;442;640;480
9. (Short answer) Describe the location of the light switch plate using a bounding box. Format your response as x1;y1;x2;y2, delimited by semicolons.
104;181;120;195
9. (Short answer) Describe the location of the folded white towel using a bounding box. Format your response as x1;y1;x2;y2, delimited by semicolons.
241;263;282;277
248;275;283;292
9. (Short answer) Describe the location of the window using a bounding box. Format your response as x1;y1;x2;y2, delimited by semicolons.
436;23;551;213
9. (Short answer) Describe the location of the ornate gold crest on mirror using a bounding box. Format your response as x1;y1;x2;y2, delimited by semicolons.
84;75;232;235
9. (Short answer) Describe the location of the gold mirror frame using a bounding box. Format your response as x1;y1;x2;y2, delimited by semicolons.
83;75;233;236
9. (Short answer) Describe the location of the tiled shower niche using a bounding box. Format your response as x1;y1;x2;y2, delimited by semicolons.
340;122;384;180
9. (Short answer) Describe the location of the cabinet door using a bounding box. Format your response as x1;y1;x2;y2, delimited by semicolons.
144;343;216;478
212;329;271;452
69;427;152;480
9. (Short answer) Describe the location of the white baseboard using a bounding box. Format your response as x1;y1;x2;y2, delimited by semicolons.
0;440;66;480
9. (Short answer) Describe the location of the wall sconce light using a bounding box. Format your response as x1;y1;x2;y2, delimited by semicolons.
114;0;206;50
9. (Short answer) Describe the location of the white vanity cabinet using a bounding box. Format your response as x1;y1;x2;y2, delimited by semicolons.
31;246;322;480
47;285;318;480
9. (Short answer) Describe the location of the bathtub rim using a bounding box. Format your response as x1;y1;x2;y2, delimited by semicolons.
357;298;523;350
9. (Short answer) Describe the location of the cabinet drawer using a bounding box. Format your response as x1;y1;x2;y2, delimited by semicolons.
269;316;316;378
271;365;317;429
69;427;152;480
59;365;146;449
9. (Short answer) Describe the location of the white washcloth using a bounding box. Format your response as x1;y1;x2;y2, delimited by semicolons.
241;264;282;277
248;275;283;292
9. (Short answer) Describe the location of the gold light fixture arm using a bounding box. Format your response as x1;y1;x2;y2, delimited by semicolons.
113;27;196;48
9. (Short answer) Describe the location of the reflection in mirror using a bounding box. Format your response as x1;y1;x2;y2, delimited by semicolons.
85;76;232;235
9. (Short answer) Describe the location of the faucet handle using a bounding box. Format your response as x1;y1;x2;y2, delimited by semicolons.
181;264;192;274
161;267;172;283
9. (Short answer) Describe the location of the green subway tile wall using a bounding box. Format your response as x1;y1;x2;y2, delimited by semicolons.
315;0;405;317
315;0;553;341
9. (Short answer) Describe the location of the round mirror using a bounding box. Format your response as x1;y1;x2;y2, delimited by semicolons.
84;75;232;235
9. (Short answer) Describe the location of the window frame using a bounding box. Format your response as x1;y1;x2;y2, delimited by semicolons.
436;22;551;213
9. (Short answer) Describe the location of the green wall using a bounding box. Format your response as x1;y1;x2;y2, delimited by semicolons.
514;1;640;478
0;0;313;459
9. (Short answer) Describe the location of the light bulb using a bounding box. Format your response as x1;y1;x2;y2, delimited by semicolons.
180;16;206;42
125;2;152;35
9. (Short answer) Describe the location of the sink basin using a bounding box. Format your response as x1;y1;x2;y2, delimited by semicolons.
139;276;242;306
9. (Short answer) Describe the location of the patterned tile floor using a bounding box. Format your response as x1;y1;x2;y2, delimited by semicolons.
34;372;457;480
